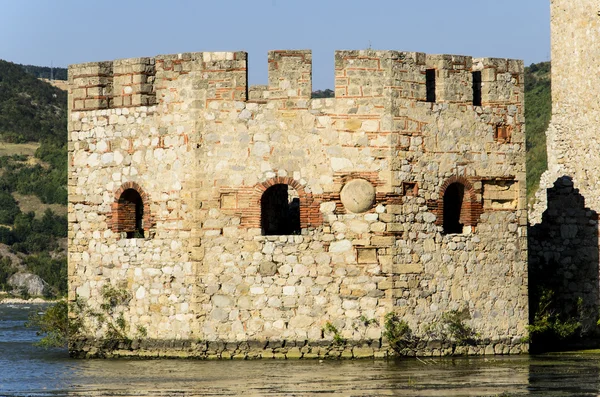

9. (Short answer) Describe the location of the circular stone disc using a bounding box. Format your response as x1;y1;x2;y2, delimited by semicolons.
340;179;376;213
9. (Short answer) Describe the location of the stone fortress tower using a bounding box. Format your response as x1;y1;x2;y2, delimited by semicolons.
529;0;600;336
68;48;528;357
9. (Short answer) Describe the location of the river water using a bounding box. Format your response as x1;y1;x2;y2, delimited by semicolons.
2;303;600;396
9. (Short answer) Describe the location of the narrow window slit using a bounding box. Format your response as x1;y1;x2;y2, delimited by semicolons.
472;71;482;106
426;69;436;103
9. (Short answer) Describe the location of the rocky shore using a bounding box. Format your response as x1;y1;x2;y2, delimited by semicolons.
0;296;51;304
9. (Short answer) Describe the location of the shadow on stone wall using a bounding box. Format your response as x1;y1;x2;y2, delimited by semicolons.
528;176;599;351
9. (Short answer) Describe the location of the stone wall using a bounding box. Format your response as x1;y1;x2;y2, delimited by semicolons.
68;49;528;357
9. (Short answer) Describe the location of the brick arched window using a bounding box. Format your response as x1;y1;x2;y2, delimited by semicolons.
111;182;152;239
238;177;320;232
261;184;300;235
429;176;483;234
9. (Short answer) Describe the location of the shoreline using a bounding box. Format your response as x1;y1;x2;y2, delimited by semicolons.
0;297;53;304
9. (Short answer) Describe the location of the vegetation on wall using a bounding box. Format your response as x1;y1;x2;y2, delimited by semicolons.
383;310;479;355
321;321;345;345
27;284;144;349
383;312;415;353
527;287;581;351
26;300;70;348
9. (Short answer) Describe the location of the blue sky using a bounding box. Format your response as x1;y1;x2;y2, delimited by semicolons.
1;0;550;89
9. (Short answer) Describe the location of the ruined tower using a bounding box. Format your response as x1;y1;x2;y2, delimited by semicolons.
533;0;600;220
529;0;600;337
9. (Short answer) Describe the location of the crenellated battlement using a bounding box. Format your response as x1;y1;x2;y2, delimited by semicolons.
267;50;312;99
334;51;522;105
69;49;522;111
68;52;248;111
112;58;156;108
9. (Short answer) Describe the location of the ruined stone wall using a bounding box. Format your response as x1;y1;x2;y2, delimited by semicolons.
528;0;600;342
532;0;600;222
68;49;527;358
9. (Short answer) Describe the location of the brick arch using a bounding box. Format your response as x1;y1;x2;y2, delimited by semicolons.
254;177;308;231
110;182;153;237
255;177;307;196
430;176;482;229
244;176;320;230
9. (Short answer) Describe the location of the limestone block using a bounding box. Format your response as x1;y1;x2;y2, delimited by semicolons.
259;261;278;276
349;220;370;234
371;236;395;246
357;248;377;264
385;223;402;232
393;264;424;274
212;295;233;307
331;157;354;172
329;240;352;253
345;119;362;131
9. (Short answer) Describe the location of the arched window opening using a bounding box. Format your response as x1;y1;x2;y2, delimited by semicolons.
443;182;464;234
261;184;300;235
118;188;145;238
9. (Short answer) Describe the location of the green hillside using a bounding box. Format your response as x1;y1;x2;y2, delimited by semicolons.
524;62;551;200
0;60;67;298
0;60;67;144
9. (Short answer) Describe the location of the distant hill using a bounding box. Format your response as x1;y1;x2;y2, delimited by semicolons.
312;89;334;98
524;61;551;200
20;64;67;81
0;60;67;144
39;79;68;91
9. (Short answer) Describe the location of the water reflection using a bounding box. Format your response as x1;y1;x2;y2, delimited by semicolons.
63;358;532;397
51;359;505;396
3;304;600;396
529;356;600;396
